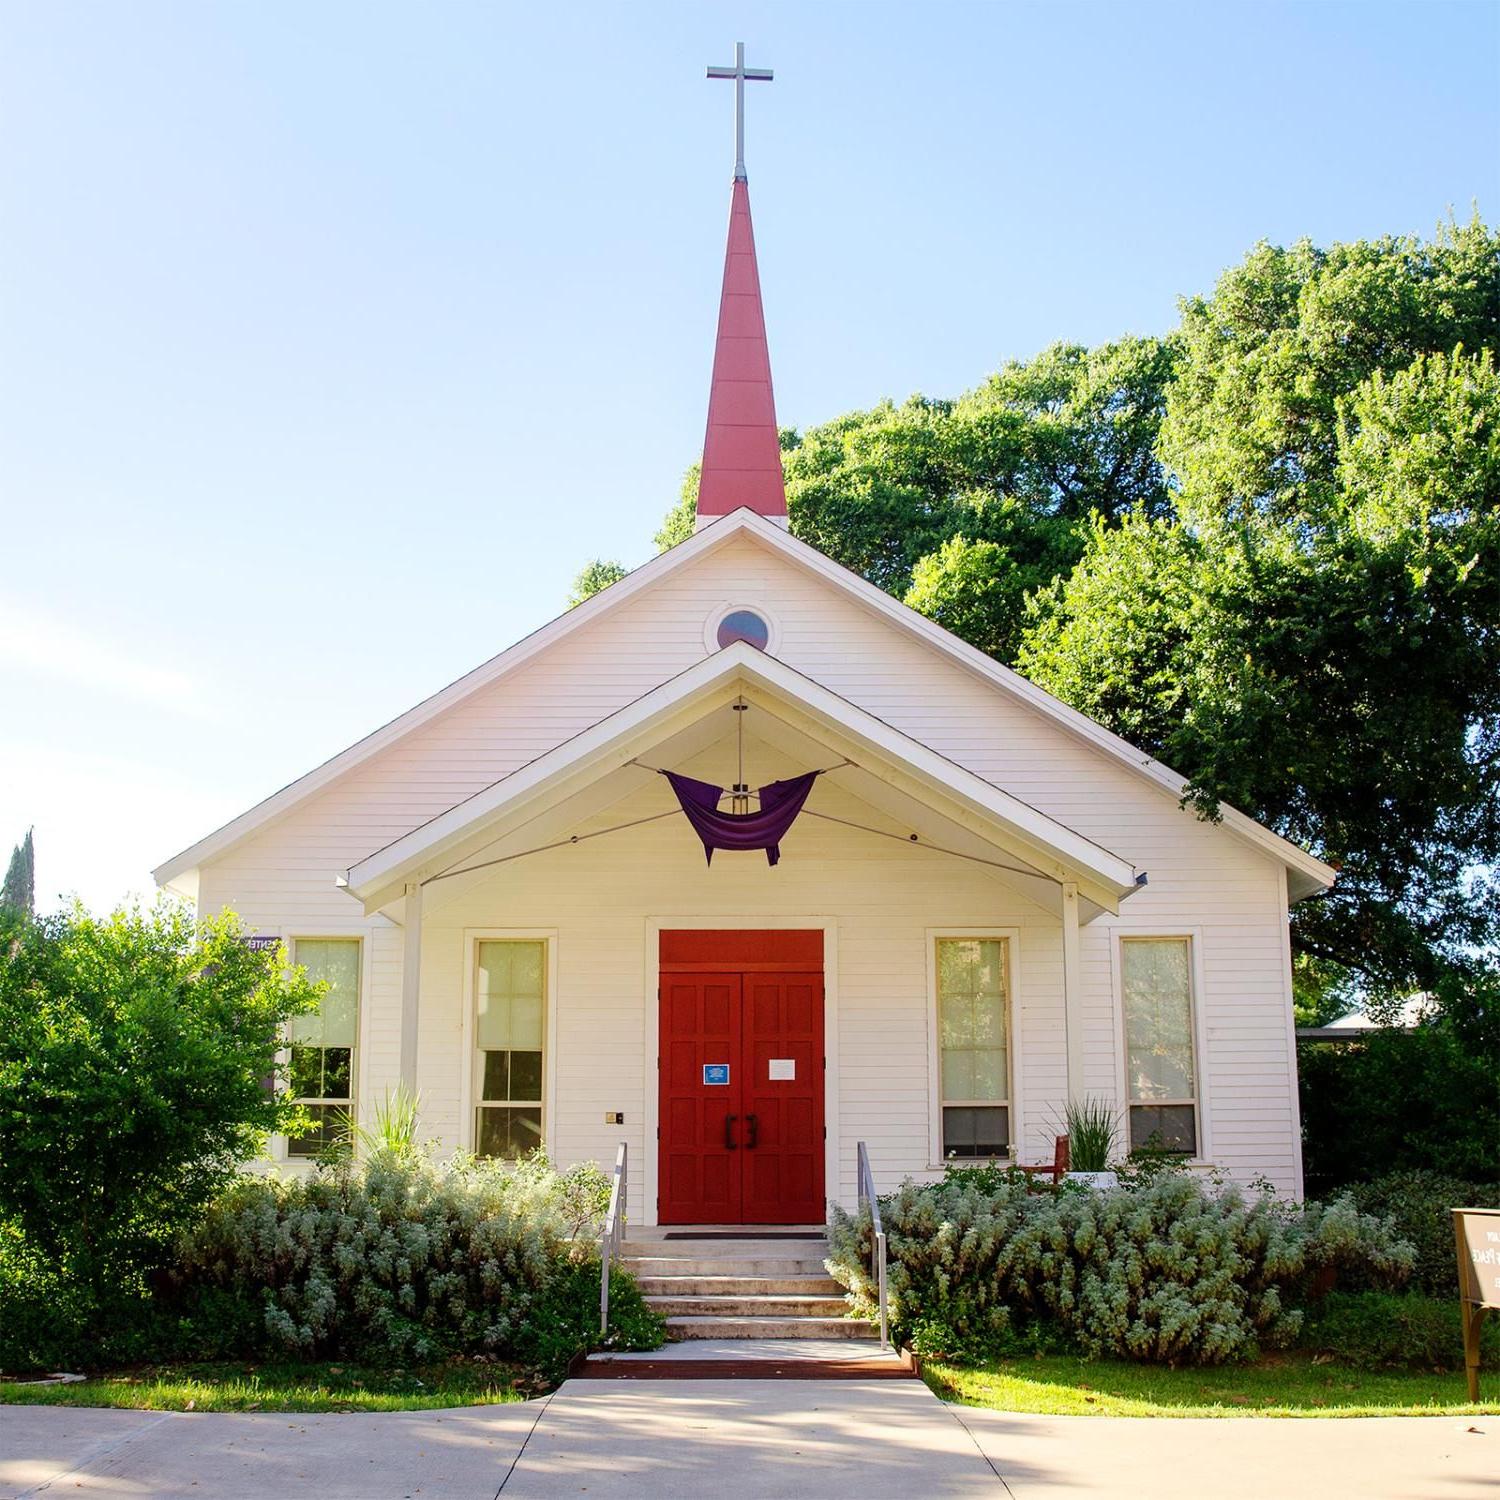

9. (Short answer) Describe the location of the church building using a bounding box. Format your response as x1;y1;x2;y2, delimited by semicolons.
155;49;1334;1222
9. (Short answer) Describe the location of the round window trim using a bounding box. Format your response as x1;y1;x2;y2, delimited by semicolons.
704;602;780;656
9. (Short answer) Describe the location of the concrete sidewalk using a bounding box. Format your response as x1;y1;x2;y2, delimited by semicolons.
0;1400;540;1499
2;1383;1493;1499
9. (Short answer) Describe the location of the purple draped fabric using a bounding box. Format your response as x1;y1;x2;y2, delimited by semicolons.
663;770;820;866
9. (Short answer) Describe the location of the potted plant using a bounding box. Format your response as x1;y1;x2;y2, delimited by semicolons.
1060;1097;1120;1188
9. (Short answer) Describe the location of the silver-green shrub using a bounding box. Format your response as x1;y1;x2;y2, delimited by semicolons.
827;1175;1414;1364
176;1149;623;1362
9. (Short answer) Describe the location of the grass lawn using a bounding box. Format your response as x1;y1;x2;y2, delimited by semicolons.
0;1358;537;1413
923;1352;1500;1418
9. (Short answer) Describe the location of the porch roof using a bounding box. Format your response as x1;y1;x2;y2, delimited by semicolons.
339;641;1145;917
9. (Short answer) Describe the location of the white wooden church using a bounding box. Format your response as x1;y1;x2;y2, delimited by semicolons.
155;51;1333;1224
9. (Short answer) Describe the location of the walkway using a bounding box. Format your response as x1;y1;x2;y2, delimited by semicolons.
2;1385;1492;1498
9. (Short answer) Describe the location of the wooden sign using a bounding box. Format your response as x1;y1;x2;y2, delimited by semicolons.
1453;1207;1500;1400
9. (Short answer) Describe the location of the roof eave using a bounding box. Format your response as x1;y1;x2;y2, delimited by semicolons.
342;642;1143;916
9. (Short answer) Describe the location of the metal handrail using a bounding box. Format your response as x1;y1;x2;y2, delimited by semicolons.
598;1141;628;1335
856;1140;889;1350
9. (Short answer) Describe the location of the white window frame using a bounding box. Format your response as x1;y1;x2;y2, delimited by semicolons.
702;599;782;657
275;933;368;1165
460;929;558;1157
926;928;1021;1167
1114;931;1210;1163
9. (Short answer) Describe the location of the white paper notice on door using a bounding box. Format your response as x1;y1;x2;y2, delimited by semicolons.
768;1058;796;1081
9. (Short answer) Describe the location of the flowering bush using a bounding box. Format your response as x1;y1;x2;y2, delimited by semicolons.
168;1149;660;1372
827;1174;1414;1365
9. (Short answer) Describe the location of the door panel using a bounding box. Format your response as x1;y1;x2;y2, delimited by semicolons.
658;974;742;1224
658;944;825;1225
741;972;824;1223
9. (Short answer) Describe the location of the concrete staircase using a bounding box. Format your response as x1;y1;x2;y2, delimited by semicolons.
621;1229;873;1341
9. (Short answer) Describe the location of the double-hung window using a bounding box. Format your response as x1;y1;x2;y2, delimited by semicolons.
936;936;1011;1159
1121;937;1198;1154
287;938;359;1157
474;940;545;1159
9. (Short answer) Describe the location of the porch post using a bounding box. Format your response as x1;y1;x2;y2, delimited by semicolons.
399;879;423;1091
1061;880;1084;1102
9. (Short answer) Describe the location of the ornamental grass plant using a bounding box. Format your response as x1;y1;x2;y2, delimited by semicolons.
827;1173;1414;1366
1059;1096;1120;1173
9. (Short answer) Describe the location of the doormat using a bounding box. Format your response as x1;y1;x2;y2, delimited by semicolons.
661;1231;825;1241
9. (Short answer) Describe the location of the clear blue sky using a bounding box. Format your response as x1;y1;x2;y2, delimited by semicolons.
2;0;1496;911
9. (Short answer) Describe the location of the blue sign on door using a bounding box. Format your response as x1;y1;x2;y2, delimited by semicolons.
703;1063;730;1086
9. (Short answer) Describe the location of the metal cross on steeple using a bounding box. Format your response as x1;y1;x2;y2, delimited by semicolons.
707;42;773;182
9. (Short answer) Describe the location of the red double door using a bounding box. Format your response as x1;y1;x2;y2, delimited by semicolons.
658;930;825;1225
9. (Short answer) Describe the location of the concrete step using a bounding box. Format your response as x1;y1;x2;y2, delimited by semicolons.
647;1293;850;1318
620;1236;826;1254
666;1315;876;1341
624;1254;830;1278
635;1274;842;1297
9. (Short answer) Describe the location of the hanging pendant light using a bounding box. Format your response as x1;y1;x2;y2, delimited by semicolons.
731;699;751;813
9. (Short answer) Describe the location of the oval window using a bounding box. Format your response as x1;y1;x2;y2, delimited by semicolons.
716;608;771;651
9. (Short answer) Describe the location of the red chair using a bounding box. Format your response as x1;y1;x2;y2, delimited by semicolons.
1016;1134;1070;1187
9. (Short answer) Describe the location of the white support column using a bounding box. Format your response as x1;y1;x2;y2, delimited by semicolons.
399;880;423;1091
1061;880;1084;1103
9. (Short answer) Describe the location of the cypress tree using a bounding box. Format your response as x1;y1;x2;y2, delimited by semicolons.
1;829;34;914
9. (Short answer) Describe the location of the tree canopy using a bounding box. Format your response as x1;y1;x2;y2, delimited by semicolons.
567;559;628;608
1022;221;1499;1020
572;217;1500;1023
0;903;319;1299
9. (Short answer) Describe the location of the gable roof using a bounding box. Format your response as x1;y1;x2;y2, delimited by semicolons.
340;640;1144;916
154;507;1336;900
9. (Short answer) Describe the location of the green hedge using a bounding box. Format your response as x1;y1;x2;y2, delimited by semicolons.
1299;1027;1499;1195
1343;1171;1500;1298
1301;1291;1500;1370
2;1151;662;1378
828;1174;1414;1366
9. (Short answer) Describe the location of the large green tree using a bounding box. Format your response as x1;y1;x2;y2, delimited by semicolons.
1023;222;1500;1019
785;336;1176;603
0;904;319;1303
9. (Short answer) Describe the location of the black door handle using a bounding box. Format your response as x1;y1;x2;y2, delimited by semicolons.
746;1113;758;1149
725;1113;738;1150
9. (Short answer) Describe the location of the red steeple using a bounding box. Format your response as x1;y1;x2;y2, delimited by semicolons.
698;44;785;526
696;181;786;524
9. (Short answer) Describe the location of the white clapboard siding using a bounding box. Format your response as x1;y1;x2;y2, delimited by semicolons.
196;533;1302;1199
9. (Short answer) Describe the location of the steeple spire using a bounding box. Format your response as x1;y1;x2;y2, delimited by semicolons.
697;44;787;529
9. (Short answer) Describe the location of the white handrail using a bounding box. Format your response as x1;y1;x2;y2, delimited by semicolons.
856;1140;889;1350
598;1141;628;1335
